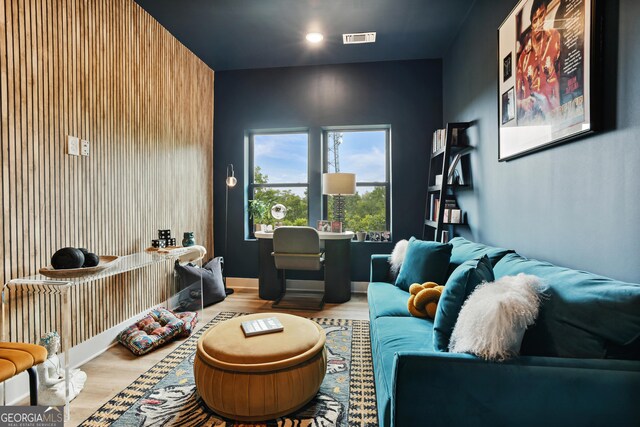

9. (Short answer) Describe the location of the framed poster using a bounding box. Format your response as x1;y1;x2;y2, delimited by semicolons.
498;0;601;161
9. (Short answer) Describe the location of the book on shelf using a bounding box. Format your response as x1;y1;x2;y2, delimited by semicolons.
450;209;462;224
432;128;447;153
241;317;284;337
441;230;450;243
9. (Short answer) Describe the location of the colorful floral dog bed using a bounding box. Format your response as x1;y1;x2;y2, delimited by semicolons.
117;308;198;356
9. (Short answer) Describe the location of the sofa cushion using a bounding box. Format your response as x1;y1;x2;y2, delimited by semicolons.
494;253;640;359
368;281;412;320
433;255;495;352
395;237;452;292
448;237;514;277
371;316;435;424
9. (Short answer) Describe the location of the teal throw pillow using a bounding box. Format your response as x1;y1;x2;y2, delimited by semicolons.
433;255;494;352
394;237;452;292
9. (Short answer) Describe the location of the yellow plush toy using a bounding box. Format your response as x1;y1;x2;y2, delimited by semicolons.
407;282;445;319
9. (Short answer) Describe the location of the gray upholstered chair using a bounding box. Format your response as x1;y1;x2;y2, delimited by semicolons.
271;226;325;310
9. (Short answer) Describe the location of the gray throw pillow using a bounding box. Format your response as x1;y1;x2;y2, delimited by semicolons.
174;257;226;308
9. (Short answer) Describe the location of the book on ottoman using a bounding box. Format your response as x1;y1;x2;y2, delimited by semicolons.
241;317;284;337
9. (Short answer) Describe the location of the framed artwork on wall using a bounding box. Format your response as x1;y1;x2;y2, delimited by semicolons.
498;0;602;161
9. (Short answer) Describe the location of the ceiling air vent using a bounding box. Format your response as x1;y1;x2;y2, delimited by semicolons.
342;32;376;44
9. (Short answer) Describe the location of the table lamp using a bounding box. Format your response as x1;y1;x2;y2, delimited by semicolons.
322;173;356;223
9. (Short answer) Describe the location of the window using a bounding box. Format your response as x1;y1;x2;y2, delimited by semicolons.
324;128;390;232
248;132;309;234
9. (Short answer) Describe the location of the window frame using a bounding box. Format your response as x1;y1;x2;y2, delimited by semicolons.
246;130;311;238
322;126;391;232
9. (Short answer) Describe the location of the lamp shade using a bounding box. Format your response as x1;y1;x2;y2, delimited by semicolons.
322;173;356;195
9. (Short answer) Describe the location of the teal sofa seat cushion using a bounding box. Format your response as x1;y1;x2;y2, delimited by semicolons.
494;253;640;359
448;236;514;276
371;316;435;427
394;237;452;292
368;282;412;319
433;255;495;352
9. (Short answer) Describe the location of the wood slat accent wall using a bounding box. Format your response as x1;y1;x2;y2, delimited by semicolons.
0;0;214;345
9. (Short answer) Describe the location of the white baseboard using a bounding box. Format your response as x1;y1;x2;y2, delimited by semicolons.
2;304;163;405
227;277;369;294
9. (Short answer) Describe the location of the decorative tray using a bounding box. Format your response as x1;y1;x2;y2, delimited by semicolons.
39;256;120;279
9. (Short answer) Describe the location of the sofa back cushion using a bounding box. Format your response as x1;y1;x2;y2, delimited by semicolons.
433;255;495;352
494;253;640;359
394;237;452;292
448;237;514;277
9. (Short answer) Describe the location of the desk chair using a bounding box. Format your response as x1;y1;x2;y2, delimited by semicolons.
271;226;325;310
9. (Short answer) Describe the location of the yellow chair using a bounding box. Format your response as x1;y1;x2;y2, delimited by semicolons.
0;342;47;405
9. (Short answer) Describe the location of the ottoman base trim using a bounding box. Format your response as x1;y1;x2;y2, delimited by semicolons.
210;395;316;422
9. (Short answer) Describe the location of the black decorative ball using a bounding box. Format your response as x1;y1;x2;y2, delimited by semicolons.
51;247;85;270
83;252;100;267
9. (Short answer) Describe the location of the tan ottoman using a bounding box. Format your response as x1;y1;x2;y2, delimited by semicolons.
194;313;327;421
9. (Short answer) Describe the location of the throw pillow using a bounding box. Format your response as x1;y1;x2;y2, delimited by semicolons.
449;273;543;361
174;258;226;309
389;239;409;277
394;237;452;292
433;255;494;351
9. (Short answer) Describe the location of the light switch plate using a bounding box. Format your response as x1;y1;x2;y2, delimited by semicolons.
81;139;90;156
67;135;80;156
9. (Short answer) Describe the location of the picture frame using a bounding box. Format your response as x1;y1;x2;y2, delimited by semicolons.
331;221;342;233
498;0;601;161
317;220;331;232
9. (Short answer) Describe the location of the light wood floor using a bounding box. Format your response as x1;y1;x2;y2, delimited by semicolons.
63;287;370;426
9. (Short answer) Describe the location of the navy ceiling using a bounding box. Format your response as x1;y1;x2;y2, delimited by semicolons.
134;0;476;71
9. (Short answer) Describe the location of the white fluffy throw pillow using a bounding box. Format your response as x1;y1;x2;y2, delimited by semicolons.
449;273;543;361
389;239;409;275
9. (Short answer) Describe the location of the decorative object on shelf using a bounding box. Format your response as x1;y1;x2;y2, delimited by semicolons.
356;231;367;242
51;247;85;269
224;163;237;296
316;220;331;232
182;232;196;247
151;239;165;248
37;331;87;406
331;221;342;233
271;203;287;228
271;203;287;220
322;172;356;223
39;255;120;278
498;0;602;161
158;229;171;240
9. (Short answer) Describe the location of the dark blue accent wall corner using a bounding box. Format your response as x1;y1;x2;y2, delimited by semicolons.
443;0;640;283
214;59;443;281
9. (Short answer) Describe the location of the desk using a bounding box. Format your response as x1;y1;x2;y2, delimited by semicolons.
255;230;354;303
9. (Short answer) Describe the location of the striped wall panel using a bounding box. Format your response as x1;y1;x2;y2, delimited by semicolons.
0;0;214;346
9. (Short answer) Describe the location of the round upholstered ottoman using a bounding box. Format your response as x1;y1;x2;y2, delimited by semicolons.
194;313;327;421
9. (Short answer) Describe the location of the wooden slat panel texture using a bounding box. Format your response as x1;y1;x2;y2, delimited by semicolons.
0;0;214;345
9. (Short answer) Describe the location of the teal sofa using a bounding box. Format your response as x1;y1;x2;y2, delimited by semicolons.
368;237;640;427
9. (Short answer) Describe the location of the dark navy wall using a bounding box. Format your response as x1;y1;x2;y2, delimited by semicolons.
214;59;443;281
443;0;640;282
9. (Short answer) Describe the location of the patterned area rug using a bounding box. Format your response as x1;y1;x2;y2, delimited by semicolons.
81;312;378;426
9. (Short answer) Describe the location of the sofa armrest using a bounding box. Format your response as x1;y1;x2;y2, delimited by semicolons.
370;254;391;283
391;351;640;427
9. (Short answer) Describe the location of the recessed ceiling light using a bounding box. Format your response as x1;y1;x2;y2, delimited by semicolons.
306;32;324;43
